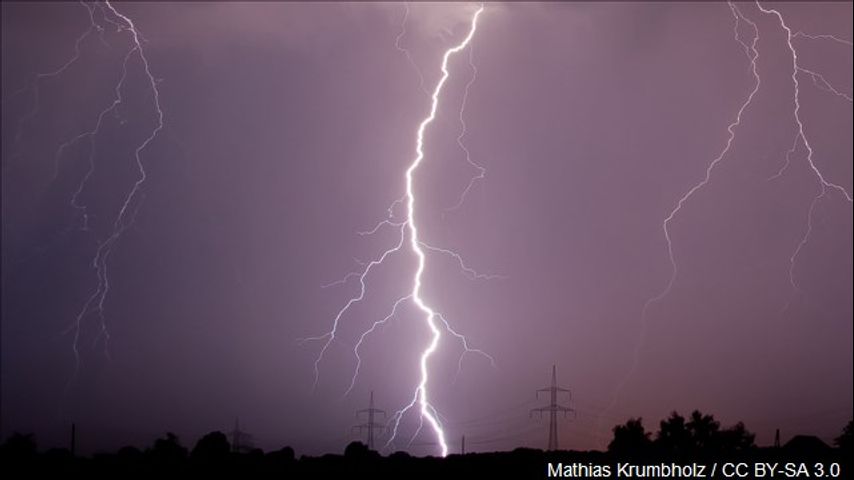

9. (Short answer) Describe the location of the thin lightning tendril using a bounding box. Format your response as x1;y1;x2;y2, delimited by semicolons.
793;31;853;47
344;294;411;397
445;44;486;215
7;1;100;155
767;133;800;181
59;46;136;230
395;2;429;97
434;312;495;382
419;241;506;281
798;67;853;103
301;222;407;388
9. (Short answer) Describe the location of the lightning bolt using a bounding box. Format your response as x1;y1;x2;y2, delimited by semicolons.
600;0;762;434
645;1;762;320
3;1;164;383
602;0;852;441
55;1;165;382
1;1;112;272
384;5;484;457
303;4;486;457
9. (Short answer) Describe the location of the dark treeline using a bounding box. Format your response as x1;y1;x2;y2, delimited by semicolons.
1;413;851;478
609;410;760;457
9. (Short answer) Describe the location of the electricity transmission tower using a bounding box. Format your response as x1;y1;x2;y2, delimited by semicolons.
230;418;255;453
530;365;574;451
353;391;386;450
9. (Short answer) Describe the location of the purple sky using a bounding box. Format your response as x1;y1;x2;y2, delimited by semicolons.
1;2;851;456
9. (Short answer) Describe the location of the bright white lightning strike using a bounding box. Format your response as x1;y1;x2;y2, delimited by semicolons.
304;4;486;458
389;5;484;458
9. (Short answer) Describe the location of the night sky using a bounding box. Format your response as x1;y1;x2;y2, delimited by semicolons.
1;2;851;457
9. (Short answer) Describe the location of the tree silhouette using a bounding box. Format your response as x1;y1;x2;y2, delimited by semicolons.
654;410;754;455
656;411;691;456
608;417;652;456
686;410;720;451
717;421;755;453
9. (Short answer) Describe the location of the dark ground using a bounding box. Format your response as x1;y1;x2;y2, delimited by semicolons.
2;416;851;479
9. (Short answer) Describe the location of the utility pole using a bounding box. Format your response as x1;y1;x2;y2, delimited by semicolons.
530;365;574;451
461;435;465;455
353;391;386;450
774;429;781;448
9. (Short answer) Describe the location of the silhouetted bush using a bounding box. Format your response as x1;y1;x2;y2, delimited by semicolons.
344;440;370;458
191;431;230;462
